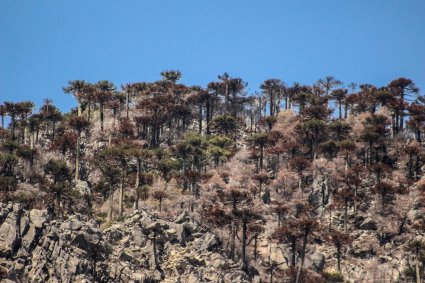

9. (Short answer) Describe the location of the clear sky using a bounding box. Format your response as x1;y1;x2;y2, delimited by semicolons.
1;0;424;111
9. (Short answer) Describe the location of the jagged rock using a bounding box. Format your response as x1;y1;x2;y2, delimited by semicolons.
0;204;22;256
310;252;326;271
197;233;220;252
146;221;163;231
350;234;378;259
310;175;330;208
0;203;250;282
29;209;47;228
185;253;206;266
166;228;178;243
359;217;377;230
175;211;191;224
74;180;90;195
406;208;423;226
70;229;101;252
0;205;11;224
175;259;187;275
12;203;23;215
60;217;83;231
378;255;392;263
172;222;196;246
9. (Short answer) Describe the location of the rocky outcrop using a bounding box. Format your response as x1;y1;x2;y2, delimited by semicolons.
0;204;251;282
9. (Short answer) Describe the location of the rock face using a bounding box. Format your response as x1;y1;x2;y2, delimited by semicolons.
0;203;250;282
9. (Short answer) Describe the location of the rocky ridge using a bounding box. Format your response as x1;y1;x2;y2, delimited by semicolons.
0;203;250;282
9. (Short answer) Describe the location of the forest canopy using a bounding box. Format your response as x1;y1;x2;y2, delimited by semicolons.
1;72;425;282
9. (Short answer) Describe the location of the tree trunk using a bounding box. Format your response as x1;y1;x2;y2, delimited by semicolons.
230;220;236;260
298;173;302;193
225;83;229;108
11;115;16;139
277;93;282;114
30;133;34;150
152;231;158;269
52;121;56;140
416;155;421;179
250;111;254;134
270;92;274;117
242;221;248;272
77;100;82;117
345;153;349;183
339;101;342;119
108;184;113;221
400;92;405;132
126;93;130;119
88;101;91;122
134;191;139;210
381;192;386;214
206;99;211;135
192;178;198;198
344;103;348;119
354;184;358;217
415;250;421;283
259;98;263;119
344;200;348;234
295;232;308;283
100;102;104;131
56;190;61;212
254;236;258;260
156;124;160;147
291;238;296;266
119;177;124;216
391;112;396;138
22;124;26;144
260;145;264;170
337;244;341;272
198;104;203;134
395;111;400;135
329;209;332;232
408;155;413;179
134;160;140;210
300;232;308;269
75;131;80;181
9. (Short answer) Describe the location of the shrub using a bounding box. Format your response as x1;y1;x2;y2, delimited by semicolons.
322;270;344;282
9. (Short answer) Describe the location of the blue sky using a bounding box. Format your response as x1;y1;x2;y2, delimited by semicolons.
1;0;424;111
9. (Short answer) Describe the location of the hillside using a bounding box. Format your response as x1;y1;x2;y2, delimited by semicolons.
0;73;425;282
